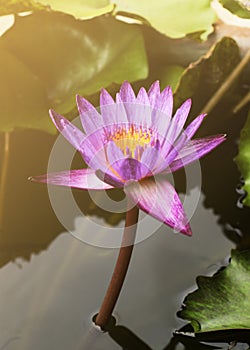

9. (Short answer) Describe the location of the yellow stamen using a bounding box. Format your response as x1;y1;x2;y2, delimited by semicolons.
109;125;152;158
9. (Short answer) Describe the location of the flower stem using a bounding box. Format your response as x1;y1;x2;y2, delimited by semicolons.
233;90;250;114
200;48;250;114
95;199;139;330
0;132;10;231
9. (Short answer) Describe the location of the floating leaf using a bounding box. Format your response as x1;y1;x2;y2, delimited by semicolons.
113;0;217;40
35;0;114;19
160;64;185;92
178;249;250;333
0;0;45;15
174;37;241;107
0;12;148;133
219;0;250;19
0;43;54;133
0;0;114;18
235;109;250;206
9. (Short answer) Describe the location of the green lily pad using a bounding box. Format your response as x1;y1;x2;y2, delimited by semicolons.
0;0;45;15
0;12;148;133
0;0;114;18
0;43;54;133
219;0;250;19
35;0;114;19
235;109;250;206
174;36;241;107
160;64;185;92
178;249;250;333
113;0;217;40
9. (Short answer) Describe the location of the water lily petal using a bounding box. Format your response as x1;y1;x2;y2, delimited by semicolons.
49;109;108;171
76;94;95;115
136;87;152;126
125;178;192;235
106;142;165;179
30;169;113;190
82;137;132;185
115;93;128;123
140;146;167;176
105;141;138;181
160;99;192;157
95;169;125;188
100;88;114;106
86;141;128;186
148;80;160;106
152;86;173;139
119;81;136;103
100;88;115;125
100;88;127;125
81;131;108;170
106;141;125;165
49;109;85;152
115;92;123;104
137;87;150;105
160;99;192;158
183;113;207;139
111;157;145;181
117;81;137;124
170;99;192;142
76;94;103;135
164;113;207;165
154;85;173;117
168;135;226;172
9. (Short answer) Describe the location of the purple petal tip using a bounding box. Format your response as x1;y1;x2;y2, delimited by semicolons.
149;80;160;91
162;85;172;95
185;98;192;107
76;94;95;115
49;109;62;127
49;108;56;119
214;133;227;143
119;81;135;102
76;94;81;103
76;94;82;106
181;224;192;236
100;87;114;106
28;175;46;183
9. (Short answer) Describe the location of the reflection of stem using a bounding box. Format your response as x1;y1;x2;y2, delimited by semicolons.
0;132;10;231
200;48;250;114
227;340;237;350
95;198;139;330
75;325;103;350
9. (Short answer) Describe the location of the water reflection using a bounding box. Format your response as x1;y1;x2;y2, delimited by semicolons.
164;335;222;350
109;325;152;350
0;190;234;350
197;104;250;251
0;130;63;268
75;323;248;350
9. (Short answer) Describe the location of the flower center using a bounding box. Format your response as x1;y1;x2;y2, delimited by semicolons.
109;125;153;158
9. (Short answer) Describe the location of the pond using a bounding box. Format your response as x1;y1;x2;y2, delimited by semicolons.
0;2;250;349
0;103;249;350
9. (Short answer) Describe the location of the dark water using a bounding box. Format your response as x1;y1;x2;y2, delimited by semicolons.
0;102;250;349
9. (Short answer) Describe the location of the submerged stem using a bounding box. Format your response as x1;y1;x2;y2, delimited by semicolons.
95;199;139;330
0;132;10;231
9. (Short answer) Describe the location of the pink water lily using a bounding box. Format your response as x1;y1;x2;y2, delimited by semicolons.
32;81;225;236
